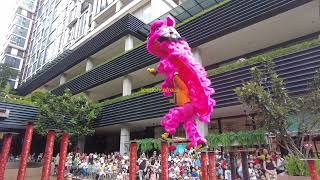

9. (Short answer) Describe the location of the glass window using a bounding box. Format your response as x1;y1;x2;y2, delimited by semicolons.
27;67;31;78
11;25;28;38
31;64;36;73
37;5;43;16
13;15;31;28
10;34;26;48
30;55;35;63
45;42;55;62
48;29;56;44
23;66;28;80
4;55;21;69
22;0;36;10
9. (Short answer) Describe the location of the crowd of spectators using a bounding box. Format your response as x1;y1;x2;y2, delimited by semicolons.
52;151;130;180
48;147;285;180
9;152;43;163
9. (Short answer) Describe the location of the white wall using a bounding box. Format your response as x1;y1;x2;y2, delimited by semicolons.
133;0;175;24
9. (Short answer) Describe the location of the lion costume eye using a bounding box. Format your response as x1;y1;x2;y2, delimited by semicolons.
153;26;160;32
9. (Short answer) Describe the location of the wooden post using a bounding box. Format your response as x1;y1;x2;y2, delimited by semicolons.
200;152;208;180
208;151;217;180
57;132;69;180
17;122;34;180
229;152;237;180
129;142;137;180
161;142;169;180
240;150;249;180
41;130;56;180
0;133;13;180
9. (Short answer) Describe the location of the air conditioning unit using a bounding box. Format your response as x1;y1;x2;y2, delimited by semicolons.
0;109;10;118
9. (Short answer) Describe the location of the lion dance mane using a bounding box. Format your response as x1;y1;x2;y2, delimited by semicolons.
147;16;215;147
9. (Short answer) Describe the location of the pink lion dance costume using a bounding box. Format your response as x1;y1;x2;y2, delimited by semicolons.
147;16;215;148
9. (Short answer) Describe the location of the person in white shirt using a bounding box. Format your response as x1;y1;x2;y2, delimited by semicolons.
248;162;258;180
169;167;177;180
54;153;59;175
276;153;285;176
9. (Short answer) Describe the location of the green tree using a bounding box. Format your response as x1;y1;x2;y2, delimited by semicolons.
235;59;320;158
31;89;101;137
0;64;18;90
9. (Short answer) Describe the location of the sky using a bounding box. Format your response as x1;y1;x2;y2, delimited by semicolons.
0;1;17;44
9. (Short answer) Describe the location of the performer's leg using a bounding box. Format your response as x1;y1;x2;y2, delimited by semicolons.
160;107;184;135
184;118;207;147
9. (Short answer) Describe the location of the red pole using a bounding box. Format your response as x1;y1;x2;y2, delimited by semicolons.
161;142;168;180
41;130;56;180
200;152;208;180
57;132;69;180
208;152;216;180
129;142;137;180
17;122;34;180
307;160;319;180
0;133;13;180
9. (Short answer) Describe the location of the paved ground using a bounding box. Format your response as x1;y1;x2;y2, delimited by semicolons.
4;167;53;180
4;167;94;180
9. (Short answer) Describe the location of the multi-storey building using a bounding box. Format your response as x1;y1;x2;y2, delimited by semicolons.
0;0;320;155
0;0;37;89
22;0;176;81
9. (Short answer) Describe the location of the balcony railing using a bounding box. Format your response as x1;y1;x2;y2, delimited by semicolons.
76;9;91;39
94;0;132;24
67;6;79;27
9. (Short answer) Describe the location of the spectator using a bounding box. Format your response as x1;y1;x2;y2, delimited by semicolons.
138;153;147;180
263;154;277;180
248;162;258;180
275;152;285;176
54;153;59;175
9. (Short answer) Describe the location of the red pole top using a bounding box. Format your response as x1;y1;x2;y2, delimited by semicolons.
161;142;169;180
129;142;138;180
200;152;208;180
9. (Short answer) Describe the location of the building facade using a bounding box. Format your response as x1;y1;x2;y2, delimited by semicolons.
22;0;176;82
0;0;38;89
0;0;320;155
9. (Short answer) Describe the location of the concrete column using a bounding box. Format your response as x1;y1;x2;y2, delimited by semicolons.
192;47;203;65
59;74;66;85
125;35;134;51
193;47;209;137
196;119;209;137
120;128;130;154
85;58;93;72
122;75;132;96
77;136;86;153
122;35;134;96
